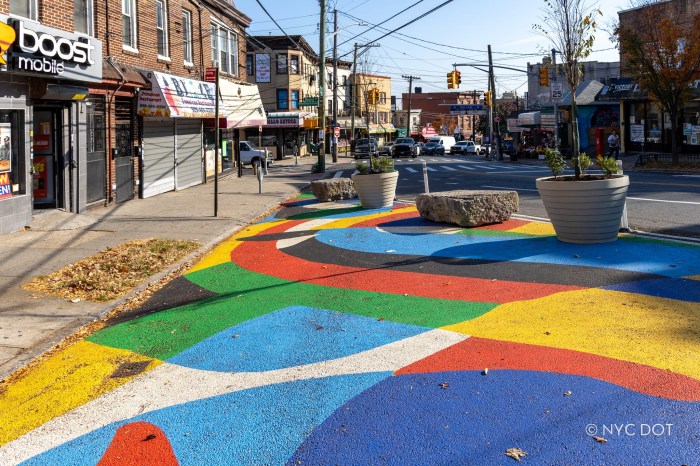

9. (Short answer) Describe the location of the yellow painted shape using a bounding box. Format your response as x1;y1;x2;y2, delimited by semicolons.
314;206;417;230
187;220;289;274
685;275;700;281
0;341;160;446
445;288;700;380
508;221;556;236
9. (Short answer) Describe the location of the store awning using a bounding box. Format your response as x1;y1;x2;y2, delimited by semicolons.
137;70;216;118
596;78;647;101
218;79;267;128
517;112;541;126
264;111;316;128
369;123;396;134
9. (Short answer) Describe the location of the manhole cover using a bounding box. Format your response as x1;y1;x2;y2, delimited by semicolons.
110;360;151;378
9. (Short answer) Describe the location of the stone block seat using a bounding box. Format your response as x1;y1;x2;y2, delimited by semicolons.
415;190;519;227
311;178;357;202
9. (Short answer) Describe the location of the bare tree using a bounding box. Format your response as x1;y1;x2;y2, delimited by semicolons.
535;0;600;178
619;3;700;162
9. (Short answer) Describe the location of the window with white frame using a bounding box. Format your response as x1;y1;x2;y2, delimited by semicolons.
290;55;299;74
122;0;137;50
211;22;239;75
74;0;94;35
10;0;37;20
156;0;169;58
182;9;193;64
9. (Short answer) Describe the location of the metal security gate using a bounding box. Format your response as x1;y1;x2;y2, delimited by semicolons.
114;98;134;203
86;97;106;204
142;121;175;198
175;119;203;189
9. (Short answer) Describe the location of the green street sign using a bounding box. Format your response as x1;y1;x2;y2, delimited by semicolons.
396;128;407;137
300;97;319;107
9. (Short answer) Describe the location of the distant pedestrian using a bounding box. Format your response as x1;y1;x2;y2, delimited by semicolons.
607;130;620;160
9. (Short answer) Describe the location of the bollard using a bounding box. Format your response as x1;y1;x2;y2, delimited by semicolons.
616;160;633;232
263;153;268;175
422;160;430;193
257;160;264;193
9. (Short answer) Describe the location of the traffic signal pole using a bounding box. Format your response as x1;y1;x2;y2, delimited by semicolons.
488;45;501;161
317;0;326;173
403;75;420;138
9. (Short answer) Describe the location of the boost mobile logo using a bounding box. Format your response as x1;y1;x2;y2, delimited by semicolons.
0;22;16;66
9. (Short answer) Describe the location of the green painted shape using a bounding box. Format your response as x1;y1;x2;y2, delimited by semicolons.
456;228;537;238
88;262;496;360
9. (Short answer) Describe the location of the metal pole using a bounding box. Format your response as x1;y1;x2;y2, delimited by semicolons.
552;49;559;151
214;66;219;217
488;45;501;161
317;0;326;173
350;43;358;154
403;75;420;138
422;160;429;193
332;8;338;163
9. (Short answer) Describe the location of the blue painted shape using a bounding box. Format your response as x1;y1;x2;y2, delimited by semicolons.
288;370;700;465
313;227;700;278
604;277;700;303
166;306;429;372
23;373;390;466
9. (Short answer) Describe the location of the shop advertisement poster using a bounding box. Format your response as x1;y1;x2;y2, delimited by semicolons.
255;54;271;83
630;124;645;142
0;123;11;173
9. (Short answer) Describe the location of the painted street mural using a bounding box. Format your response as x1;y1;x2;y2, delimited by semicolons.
1;195;699;464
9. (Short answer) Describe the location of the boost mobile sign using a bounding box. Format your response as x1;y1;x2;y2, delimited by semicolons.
0;15;102;82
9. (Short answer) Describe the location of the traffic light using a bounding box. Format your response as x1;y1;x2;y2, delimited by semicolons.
456;71;461;87
539;66;549;86
447;71;455;89
484;91;491;106
368;88;380;105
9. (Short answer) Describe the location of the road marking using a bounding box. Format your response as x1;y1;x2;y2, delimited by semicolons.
404;167;418;173
333;171;343;178
674;174;700;178
627;196;700;205
457;165;476;170
426;167;438;172
482;185;539;192
440;166;458;171
479;166;499;170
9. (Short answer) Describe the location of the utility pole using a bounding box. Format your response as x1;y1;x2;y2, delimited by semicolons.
331;9;339;163
402;75;420;138
488;44;501;161
350;42;379;150
317;0;326;173
472;89;478;141
552;48;559;151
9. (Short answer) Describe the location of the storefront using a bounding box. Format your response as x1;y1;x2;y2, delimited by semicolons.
0;15;102;233
246;112;316;159
137;71;216;198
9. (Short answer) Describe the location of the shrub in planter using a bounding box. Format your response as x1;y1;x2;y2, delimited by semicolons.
351;156;398;209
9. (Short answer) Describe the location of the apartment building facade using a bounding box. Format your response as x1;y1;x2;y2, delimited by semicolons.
0;0;264;233
401;91;476;140
351;73;394;144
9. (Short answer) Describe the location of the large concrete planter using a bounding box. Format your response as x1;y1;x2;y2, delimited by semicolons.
351;171;399;209
536;175;630;244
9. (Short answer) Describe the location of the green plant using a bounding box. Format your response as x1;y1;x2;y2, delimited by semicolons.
543;148;567;179
572;153;592;177
355;156;395;175
355;161;370;174
596;155;620;178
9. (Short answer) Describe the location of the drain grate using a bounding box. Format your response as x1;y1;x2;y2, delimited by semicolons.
110;360;151;379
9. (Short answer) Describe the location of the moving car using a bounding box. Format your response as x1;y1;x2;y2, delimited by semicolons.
450;141;478;155
391;137;419;158
427;136;456;153
378;141;394;156
422;141;445;155
353;138;378;159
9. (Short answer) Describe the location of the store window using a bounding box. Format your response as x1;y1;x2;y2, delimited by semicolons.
0;111;26;199
277;89;289;110
74;0;94;36
182;9;193;65
10;0;37;20
647;105;661;143
156;0;169;58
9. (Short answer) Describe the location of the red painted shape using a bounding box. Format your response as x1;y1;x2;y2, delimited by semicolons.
231;223;581;303
98;422;179;466
396;337;700;401
474;218;531;231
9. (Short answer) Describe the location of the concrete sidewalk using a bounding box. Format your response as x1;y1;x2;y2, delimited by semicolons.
0;155;354;379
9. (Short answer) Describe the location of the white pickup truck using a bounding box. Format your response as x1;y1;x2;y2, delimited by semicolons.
239;141;274;167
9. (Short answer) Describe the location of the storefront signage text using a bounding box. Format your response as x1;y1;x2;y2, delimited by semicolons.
267;117;301;127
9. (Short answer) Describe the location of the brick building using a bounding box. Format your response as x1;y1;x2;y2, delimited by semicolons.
400;91;478;140
0;0;264;234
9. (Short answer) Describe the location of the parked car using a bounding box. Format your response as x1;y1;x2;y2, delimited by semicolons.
239;141;274;167
450;141;478;155
427;136;456;153
354;138;378;159
391;137;419;158
422;141;445;155
378;141;394;156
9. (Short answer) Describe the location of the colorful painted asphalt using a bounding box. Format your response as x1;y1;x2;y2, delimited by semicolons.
1;195;699;464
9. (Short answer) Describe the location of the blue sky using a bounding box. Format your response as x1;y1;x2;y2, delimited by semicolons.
235;0;630;103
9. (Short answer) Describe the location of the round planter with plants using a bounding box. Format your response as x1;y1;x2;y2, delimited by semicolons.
351;156;398;209
536;149;630;244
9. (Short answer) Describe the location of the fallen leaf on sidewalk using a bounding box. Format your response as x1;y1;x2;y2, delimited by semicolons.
593;436;607;444
439;382;449;389
505;448;527;461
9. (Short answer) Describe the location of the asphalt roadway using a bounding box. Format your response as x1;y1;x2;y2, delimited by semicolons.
1;156;699;464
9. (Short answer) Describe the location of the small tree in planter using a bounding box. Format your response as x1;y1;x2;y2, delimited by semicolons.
352;156;398;209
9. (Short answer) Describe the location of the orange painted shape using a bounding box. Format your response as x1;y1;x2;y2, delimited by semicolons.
396;337;700;401
474;218;532;231
98;422;179;466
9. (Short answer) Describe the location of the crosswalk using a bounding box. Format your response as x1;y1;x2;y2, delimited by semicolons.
326;160;552;178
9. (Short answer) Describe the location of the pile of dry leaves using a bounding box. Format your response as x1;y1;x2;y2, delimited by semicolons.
23;239;200;302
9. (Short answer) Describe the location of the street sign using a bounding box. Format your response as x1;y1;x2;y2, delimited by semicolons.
551;83;564;103
333;126;340;138
449;104;486;115
205;67;218;83
300;97;319;107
